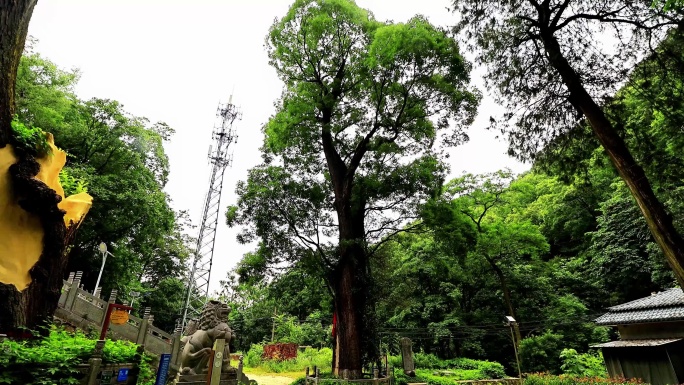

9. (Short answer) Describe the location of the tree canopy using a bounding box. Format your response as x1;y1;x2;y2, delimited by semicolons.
451;0;684;288
14;51;192;330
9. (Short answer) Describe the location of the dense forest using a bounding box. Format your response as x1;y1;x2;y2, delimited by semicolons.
6;0;684;378
219;1;684;376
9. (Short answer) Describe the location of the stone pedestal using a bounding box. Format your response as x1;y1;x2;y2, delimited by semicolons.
175;372;237;385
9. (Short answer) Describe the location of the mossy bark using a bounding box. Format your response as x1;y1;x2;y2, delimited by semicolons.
0;0;71;336
0;0;38;148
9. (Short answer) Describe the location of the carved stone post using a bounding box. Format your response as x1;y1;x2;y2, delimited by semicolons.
135;308;151;345
400;337;415;376
85;340;105;385
64;272;82;311
102;289;117;325
210;339;226;385
237;355;244;383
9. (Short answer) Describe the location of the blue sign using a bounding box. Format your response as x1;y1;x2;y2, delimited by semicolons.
117;368;129;382
155;353;172;385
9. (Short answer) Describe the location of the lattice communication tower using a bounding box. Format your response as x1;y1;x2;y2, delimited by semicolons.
180;97;240;332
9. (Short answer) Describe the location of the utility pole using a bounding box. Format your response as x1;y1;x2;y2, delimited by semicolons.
271;307;277;342
505;316;522;379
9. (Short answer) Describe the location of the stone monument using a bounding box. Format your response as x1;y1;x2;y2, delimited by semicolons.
179;300;235;376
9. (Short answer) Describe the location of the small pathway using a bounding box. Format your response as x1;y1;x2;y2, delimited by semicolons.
245;373;296;385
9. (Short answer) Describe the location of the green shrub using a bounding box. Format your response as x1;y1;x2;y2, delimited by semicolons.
0;326;155;385
389;353;505;380
520;331;565;374
59;167;89;195
560;349;607;378
247;345;332;373
10;115;51;157
523;373;644;385
245;343;265;367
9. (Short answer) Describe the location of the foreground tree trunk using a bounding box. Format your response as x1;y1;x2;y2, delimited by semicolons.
0;0;38;147
0;0;74;336
540;30;684;288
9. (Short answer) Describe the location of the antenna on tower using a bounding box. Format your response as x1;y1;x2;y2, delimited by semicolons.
180;94;240;333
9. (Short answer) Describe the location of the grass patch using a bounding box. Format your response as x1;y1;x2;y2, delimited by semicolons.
243;367;314;380
523;373;645;385
243;344;332;374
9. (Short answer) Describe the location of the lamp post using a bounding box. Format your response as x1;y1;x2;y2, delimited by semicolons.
505;316;522;380
94;242;114;294
129;291;140;313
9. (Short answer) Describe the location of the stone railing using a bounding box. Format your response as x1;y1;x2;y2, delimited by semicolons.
305;367;392;385
56;272;182;369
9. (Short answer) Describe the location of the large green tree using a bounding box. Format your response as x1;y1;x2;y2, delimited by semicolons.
452;0;684;287
11;52;192;331
227;0;478;376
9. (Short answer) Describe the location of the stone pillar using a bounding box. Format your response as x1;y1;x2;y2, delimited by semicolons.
170;328;182;369
210;339;226;385
85;340;106;385
102;289;117;325
63;271;82;311
400;337;415;376
135;308;151;346
237;355;244;384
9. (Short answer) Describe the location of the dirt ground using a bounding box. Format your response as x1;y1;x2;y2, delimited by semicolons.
245;373;297;385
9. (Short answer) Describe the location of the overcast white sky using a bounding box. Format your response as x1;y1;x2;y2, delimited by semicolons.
27;0;529;294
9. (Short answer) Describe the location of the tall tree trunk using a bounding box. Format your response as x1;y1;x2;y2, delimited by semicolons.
0;0;71;336
333;256;364;378
541;31;684;289
331;203;367;379
0;0;38;147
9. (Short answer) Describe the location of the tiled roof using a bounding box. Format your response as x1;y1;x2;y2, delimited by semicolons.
591;339;681;348
595;289;684;326
608;288;684;311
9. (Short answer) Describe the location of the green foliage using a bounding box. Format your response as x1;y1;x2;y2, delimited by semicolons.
519;332;565;374
388;354;505;381
59;167;88;195
523;373;643;385
244;344;265;367
559;349;607;378
652;0;684;11
15;52;192;330
0;327;155;385
244;345;333;374
10;115;51;157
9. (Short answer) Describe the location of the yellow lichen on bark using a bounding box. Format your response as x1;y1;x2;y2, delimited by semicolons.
0;133;92;290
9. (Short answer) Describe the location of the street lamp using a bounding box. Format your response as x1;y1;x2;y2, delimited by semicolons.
94;242;114;294
504;316;523;380
129;291;141;313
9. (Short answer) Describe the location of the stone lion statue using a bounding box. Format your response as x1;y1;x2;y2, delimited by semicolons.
180;300;235;375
